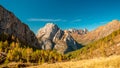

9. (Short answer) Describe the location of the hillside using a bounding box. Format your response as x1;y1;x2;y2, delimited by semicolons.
71;20;120;45
67;28;120;59
0;5;41;49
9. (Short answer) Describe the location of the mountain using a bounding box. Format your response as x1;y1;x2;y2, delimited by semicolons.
71;20;120;45
0;5;41;48
67;27;120;59
37;23;82;53
67;28;88;35
36;20;120;53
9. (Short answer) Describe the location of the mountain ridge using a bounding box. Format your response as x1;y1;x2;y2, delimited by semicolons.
1;5;120;54
71;20;120;45
0;5;41;49
37;23;82;53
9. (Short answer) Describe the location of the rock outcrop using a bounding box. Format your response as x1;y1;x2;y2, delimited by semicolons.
0;5;41;48
37;23;81;53
68;28;88;35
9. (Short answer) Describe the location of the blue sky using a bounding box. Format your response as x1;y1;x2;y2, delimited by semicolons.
0;0;120;34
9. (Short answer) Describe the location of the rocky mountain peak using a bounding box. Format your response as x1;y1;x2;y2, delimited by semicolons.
37;23;59;40
68;28;88;35
45;23;58;27
37;23;81;53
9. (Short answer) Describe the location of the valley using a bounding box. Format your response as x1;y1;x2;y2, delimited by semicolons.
0;4;120;68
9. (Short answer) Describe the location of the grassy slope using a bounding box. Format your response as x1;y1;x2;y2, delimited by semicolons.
66;29;120;59
28;55;120;68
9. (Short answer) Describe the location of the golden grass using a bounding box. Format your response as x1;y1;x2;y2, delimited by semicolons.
0;62;38;68
28;55;120;68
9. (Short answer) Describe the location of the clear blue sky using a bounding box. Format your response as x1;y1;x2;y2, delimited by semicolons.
0;0;120;34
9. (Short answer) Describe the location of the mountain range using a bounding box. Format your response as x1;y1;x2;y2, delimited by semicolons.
1;5;120;54
71;20;120;45
37;23;82;53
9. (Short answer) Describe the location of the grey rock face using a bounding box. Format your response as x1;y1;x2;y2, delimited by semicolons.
37;23;59;50
54;31;79;53
37;23;81;53
54;41;67;54
0;5;41;48
53;29;64;42
68;28;88;35
37;23;59;40
41;39;53;50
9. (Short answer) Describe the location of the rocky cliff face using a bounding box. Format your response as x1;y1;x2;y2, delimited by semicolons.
71;20;120;45
37;23;81;53
68;28;88;35
0;5;41;48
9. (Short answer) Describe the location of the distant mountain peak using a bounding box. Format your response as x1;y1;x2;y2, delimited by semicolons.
45;23;57;26
67;28;88;35
37;23;81;53
37;23;59;39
